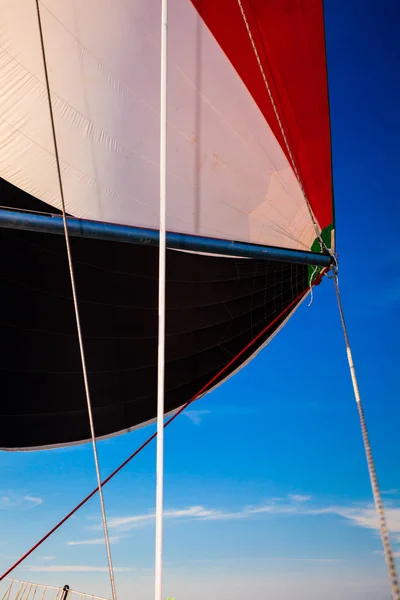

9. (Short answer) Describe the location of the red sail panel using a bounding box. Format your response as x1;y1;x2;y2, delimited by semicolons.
190;0;333;234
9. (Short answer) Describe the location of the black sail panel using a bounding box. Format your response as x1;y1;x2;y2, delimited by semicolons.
0;179;308;449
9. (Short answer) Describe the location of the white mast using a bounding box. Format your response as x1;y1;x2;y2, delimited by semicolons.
154;0;168;599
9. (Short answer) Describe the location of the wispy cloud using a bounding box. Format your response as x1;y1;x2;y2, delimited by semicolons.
39;556;56;561
183;410;212;426
0;493;43;510
374;550;400;558
288;494;312;503
91;495;317;532
67;537;122;546
331;504;400;534
23;565;133;573
94;506;222;531
24;496;43;507
183;405;256;425
89;494;400;541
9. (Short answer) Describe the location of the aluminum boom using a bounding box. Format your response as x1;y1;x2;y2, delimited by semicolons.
0;208;332;267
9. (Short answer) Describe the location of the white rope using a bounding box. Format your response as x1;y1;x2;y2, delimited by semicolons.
307;265;319;307
236;0;331;255
34;3;117;600
236;8;397;594
334;271;400;600
154;0;168;599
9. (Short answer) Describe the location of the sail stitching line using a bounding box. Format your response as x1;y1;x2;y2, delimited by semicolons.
236;0;332;257
34;2;117;600
333;270;400;600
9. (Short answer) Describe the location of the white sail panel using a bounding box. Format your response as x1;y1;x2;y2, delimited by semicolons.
0;0;315;251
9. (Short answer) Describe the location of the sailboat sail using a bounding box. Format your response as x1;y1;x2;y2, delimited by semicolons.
0;0;334;450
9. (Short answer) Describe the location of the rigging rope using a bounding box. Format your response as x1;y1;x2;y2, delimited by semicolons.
34;3;117;600
333;271;400;600
0;284;314;582
231;13;397;591
154;0;168;599
236;0;330;256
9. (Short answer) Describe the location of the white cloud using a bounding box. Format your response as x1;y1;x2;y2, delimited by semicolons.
245;504;299;516
288;494;312;503
183;410;212;426
182;406;257;426
0;494;43;510
24;565;132;573
91;497;320;532
374;550;400;558
246;498;400;540
88;494;400;544
97;506;222;531
40;556;56;561
67;537;122;546
23;496;43;507
329;504;400;534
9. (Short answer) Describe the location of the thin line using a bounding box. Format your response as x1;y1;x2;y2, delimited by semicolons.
0;285;310;582
334;273;400;600
0;205;56;217
236;0;330;254
1;580;13;600
34;2;117;600
154;0;168;599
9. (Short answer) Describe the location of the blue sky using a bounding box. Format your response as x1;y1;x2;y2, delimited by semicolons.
1;0;399;599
